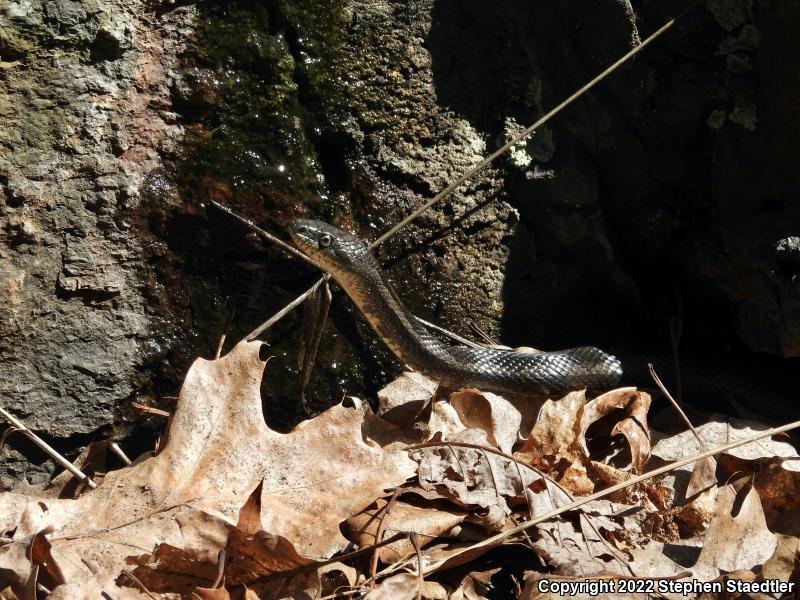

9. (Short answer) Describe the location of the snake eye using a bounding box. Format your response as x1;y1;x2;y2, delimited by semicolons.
318;233;332;248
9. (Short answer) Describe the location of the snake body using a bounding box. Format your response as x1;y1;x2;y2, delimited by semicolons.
289;219;623;396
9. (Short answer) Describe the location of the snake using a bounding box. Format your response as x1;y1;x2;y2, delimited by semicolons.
289;219;623;396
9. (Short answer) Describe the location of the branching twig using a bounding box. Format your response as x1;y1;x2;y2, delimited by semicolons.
0;406;97;489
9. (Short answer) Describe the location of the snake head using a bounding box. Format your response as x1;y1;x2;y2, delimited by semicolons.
289;218;372;274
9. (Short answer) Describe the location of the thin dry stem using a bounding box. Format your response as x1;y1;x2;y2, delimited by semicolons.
109;442;132;466
130;402;170;418
0;406;97;489
212;549;226;588
215;334;226;360
368;16;678;249
468;321;498;346
649;363;708;450
415;317;484;348
209;200;317;268
246;278;322;341
121;569;158;599
410;532;424;600
370;489;401;588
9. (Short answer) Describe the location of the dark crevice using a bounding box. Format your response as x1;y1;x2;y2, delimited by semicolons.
314;132;351;195
378;168;434;199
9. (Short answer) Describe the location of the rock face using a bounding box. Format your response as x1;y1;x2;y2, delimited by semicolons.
0;0;194;485
2;0;799;486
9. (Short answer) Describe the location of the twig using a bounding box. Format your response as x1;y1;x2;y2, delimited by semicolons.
479;447;503;506
368;16;679;249
209;200;318;269
468;321;498;346
0;406;97;489
370;490;401;588
109;442;132;466
670;283;684;405
421;417;800;575
130;402;170;418
649;363;708;450
410;532;424;600
415;317;484;348
246;280;322;341
236;14;683;343
120;569;158;600
215;334;226;360
212;549;226;588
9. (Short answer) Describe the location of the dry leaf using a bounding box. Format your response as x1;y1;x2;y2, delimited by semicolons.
752;533;800;596
692;484;777;580
515;391;600;494
651;417;799;511
371;372;476;444
191;585;260;600
518;391;585;465
342;496;467;563
685;456;718;498
318;561;358;598
411;430;556;523
0;341;416;594
519;571;645;600
651;416;799;466
580;388;651;474
443;566;499;600
449;389;522;453
531;517;628;578
126;508;319;598
365;573;424;600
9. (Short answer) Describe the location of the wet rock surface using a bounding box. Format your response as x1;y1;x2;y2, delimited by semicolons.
2;0;800;486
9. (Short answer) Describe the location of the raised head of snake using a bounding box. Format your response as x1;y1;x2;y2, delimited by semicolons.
289;219;375;277
289;218;623;397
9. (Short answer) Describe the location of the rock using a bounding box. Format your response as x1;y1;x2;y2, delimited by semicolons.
0;0;193;485
3;0;800;488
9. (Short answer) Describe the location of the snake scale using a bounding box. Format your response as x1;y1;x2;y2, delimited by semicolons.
289;219;623;397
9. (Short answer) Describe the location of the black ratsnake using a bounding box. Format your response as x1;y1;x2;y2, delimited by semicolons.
289;219;623;397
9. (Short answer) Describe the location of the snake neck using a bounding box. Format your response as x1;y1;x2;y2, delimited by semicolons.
333;261;455;377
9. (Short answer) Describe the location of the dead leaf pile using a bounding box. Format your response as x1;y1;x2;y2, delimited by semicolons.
2;341;799;599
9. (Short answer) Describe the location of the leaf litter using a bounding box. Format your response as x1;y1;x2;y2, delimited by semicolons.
1;340;800;598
